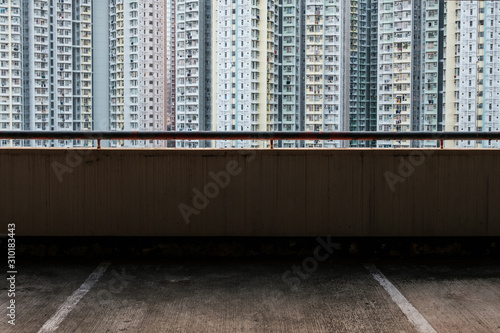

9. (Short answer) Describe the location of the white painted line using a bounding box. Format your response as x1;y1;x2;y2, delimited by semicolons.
38;261;111;333
363;263;437;333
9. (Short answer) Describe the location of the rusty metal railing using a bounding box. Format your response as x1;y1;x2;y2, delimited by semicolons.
1;131;499;149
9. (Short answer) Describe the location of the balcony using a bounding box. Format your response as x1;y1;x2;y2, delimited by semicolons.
0;132;498;237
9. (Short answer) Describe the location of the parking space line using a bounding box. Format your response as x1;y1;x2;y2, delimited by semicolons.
363;263;437;333
37;261;111;333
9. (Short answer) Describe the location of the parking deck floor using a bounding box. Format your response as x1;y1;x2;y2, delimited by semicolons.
1;258;500;333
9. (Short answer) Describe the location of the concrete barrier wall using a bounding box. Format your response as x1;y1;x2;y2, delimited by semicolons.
1;149;499;236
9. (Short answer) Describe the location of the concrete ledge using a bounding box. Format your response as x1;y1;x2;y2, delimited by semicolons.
1;149;499;236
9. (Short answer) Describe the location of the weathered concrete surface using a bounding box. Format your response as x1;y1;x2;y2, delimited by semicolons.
1;259;499;333
377;261;500;333
0;260;104;332
1;149;499;236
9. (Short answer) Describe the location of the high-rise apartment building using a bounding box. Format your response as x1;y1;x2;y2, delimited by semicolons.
212;0;282;148
368;0;379;137
349;0;378;147
1;0;167;148
175;0;350;149
377;0;416;148
1;0;497;150
0;0;93;147
0;0;23;146
302;0;350;148
165;0;176;133
417;0;444;144
376;0;444;148
482;1;500;148
108;0;165;147
281;0;305;148
49;0;93;146
374;0;499;148
444;0;500;148
175;0;285;148
175;0;212;148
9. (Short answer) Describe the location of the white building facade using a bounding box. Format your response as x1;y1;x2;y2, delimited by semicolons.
1;0;93;147
212;0;281;148
108;0;165;147
446;0;500;148
0;0;23;147
175;0;212;148
303;0;349;148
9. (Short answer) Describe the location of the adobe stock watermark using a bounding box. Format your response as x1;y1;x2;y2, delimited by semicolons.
177;149;258;225
383;135;443;192
383;150;434;192
249;236;340;328
51;126;106;183
281;236;340;292
6;223;16;326
60;266;135;333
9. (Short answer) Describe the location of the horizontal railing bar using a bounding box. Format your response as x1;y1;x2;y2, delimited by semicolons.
0;131;500;141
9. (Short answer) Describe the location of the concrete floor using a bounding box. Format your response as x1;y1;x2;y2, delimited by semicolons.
1;258;499;333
